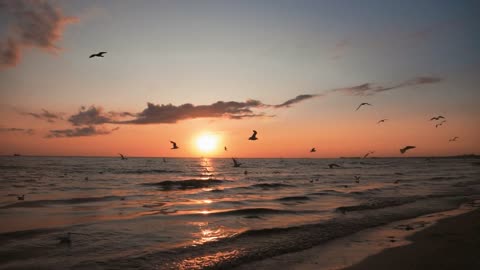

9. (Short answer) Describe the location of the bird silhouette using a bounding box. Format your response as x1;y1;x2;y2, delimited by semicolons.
17;194;25;200
430;115;445;121
310;148;316;153
363;151;375;158
119;153;127;160
435;120;446;128
328;163;341;169
232;158;242;167
400;146;416;154
89;51;107;58
163;158;167;163
449;136;459;142
224;146;228;151
356;102;372;111
170;141;179;149
377;119;388;124
248;130;258;140
354;176;361;183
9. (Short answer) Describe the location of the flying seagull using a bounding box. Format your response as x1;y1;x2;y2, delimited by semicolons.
435;120;446;128
224;146;228;151
170;141;179;149
248;130;258;140
17;194;25;201
232;158;242;167
354;176;361;183
449;136;459;142
400;146;416;154
430;115;445;121
363;151;375;158
310;148;316;153
89;51;107;58
377;119;388;124
119;153;127;160
328;163;341;169
356;102;372;111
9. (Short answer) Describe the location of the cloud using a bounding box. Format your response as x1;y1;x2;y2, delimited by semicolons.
46;125;118;138
0;0;77;69
0;127;34;135
272;94;320;108
68;106;112;126
333;76;443;96
23;109;63;123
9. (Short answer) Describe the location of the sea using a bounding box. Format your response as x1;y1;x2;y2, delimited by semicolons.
0;156;479;269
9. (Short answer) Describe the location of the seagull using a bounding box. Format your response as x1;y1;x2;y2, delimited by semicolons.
170;141;179;149
224;146;228;151
400;146;416;154
435;120;446;128
119;153;127;160
377;119;388;124
17;195;25;200
310;148;316;153
248;130;258;140
354;176;361;183
89;51;107;58
430;116;445;121
244;170;248;175
449;136;459;142
363;151;375;158
328;163;341;169
356;102;372;111
163;158;167;163
232;158;242;167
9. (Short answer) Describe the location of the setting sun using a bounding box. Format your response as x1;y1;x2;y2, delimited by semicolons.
195;133;219;154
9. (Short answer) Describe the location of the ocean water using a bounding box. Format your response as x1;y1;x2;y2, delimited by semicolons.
0;156;479;269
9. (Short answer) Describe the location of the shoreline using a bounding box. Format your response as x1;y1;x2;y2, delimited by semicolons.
234;201;480;270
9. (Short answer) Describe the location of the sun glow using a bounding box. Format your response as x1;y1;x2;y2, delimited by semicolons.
195;133;219;154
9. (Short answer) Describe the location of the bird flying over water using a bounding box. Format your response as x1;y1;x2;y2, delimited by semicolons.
430;115;445;121
363;151;375;158
354;176;361;183
377;119;388;124
119;153;127;160
400;146;416;154
170;141;179;149
89;51;107;58
356;102;372;111
232;158;242;167
224;146;227;151
328;163;341;169
449;136;459;142
310;148;316;153
248;130;258;140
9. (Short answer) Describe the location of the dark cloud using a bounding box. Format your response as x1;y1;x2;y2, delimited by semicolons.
333;76;443;96
0;127;34;135
46;126;118;138
23;109;63;123
0;0;77;69
124;100;266;124
68;106;112;126
272;94;320;108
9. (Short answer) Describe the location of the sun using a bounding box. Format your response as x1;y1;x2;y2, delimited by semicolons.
196;133;219;154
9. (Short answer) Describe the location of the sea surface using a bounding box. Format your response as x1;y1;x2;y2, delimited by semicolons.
0;156;479;269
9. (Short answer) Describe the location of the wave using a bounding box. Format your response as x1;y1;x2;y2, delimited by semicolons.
212;208;296;216
0;195;128;209
336;197;420;213
116;169;183;174
276;196;310;201
142;179;225;190
250;183;293;189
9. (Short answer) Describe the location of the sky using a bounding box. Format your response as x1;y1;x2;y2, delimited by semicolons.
0;0;479;158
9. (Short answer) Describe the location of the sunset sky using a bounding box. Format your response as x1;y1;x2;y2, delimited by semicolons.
0;0;479;157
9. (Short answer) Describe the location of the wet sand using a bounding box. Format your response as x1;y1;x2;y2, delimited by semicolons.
345;207;480;270
234;204;480;270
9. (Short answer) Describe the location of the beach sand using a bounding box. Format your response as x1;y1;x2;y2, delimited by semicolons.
234;204;480;270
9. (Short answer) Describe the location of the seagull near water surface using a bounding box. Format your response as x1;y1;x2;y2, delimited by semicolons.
400;146;416;154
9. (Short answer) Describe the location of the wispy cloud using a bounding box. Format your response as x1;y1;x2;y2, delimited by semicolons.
46;126;118;138
22;109;63;123
272;94;320;108
333;76;443;96
0;127;34;135
0;0;77;69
